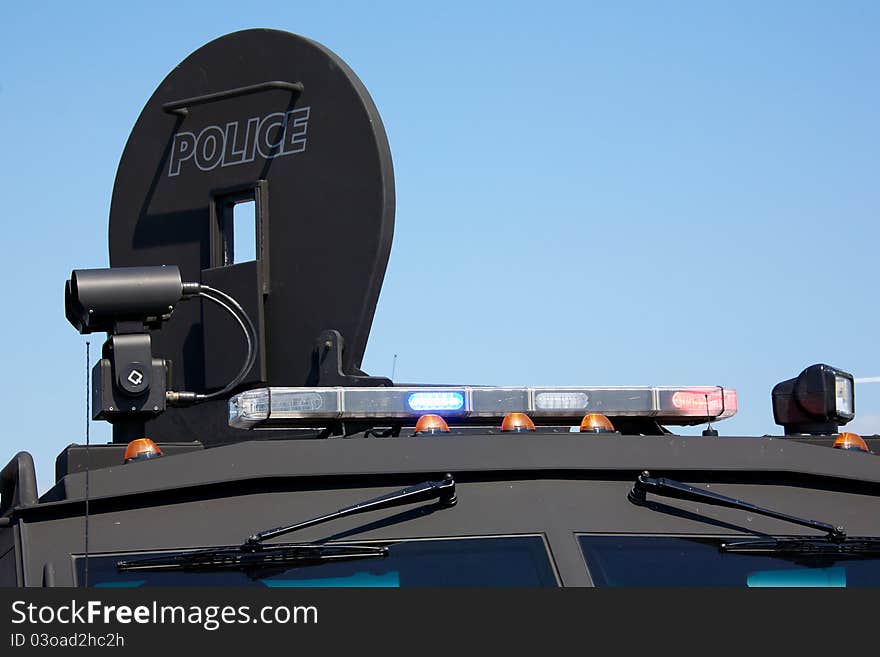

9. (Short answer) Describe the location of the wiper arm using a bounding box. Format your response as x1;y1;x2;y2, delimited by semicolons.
246;473;456;546
118;474;457;572
627;470;846;541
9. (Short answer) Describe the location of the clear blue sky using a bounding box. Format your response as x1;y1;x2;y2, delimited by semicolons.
2;1;879;492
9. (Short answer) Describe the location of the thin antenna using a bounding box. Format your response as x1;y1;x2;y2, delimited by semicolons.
84;341;90;587
702;393;718;437
391;353;398;381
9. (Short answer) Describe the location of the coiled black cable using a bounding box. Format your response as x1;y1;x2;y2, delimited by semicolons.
169;283;258;403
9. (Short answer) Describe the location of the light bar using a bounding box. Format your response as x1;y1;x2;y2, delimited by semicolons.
229;385;738;429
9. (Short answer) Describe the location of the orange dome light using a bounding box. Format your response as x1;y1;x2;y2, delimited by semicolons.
832;432;870;453
579;413;615;433
124;438;163;463
501;412;536;433
414;414;450;435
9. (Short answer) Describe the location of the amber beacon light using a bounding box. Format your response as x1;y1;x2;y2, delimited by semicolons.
414;414;451;435
832;432;870;453
501;413;536;432
579;413;616;433
124;438;164;463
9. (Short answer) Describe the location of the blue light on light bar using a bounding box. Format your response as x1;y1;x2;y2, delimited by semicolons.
407;391;465;412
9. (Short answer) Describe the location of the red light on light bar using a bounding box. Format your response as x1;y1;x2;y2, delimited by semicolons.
671;389;738;416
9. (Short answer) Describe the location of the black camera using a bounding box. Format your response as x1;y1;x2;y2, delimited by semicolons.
65;265;185;334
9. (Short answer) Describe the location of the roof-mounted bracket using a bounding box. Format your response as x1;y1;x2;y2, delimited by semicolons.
309;329;391;387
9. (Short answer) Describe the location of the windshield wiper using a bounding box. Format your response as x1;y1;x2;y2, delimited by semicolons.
719;536;880;555
627;470;847;541
118;474;457;572
117;542;387;572
627;471;880;557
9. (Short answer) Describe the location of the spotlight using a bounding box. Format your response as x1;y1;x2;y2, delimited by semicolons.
772;364;854;435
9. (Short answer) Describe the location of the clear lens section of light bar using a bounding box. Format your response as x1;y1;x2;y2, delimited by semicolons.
230;386;737;429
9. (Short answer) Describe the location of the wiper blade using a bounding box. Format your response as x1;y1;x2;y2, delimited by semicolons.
118;474;456;572
627;470;847;541
118;542;387;572
721;537;880;556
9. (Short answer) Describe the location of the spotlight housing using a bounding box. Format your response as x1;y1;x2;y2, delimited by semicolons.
772;364;854;435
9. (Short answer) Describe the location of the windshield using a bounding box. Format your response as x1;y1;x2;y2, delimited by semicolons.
76;536;557;587
580;535;880;587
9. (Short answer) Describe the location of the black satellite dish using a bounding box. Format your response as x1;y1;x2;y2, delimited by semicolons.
107;29;395;444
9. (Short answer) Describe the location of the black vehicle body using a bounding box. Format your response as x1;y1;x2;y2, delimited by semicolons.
4;433;880;587
2;29;878;588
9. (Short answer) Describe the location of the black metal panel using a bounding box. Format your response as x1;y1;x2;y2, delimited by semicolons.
52;442;203;485
15;433;876;587
35;434;880;505
13;477;880;587
108;29;395;444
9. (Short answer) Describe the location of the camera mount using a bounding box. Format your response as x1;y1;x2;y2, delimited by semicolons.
66;265;256;442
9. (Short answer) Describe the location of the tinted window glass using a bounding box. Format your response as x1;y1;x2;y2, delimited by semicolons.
77;536;557;587
580;535;880;587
